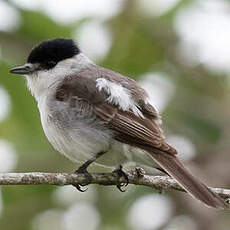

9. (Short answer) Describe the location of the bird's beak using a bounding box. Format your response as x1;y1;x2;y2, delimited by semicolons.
10;63;36;75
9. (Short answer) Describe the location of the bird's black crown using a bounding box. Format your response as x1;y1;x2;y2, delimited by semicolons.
27;38;80;69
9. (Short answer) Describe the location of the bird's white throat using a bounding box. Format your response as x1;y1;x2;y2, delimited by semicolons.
25;53;93;102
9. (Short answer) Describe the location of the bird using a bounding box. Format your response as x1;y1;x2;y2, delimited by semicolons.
10;38;227;209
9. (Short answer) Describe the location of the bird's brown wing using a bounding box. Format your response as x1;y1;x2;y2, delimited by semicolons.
55;68;176;155
93;101;177;155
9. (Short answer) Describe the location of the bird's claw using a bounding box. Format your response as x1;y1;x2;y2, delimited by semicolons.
134;167;145;178
72;183;88;192
113;165;129;192
73;165;92;192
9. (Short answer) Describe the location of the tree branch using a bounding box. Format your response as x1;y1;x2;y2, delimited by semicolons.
0;172;230;202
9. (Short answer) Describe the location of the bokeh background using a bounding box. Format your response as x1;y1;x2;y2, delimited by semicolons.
1;0;230;229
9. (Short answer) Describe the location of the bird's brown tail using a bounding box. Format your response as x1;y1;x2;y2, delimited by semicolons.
147;149;228;209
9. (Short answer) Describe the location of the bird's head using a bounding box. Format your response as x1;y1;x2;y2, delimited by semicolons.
10;38;92;99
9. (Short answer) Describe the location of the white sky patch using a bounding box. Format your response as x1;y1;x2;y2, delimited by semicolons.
164;215;198;230
52;185;97;207
139;72;175;112
76;20;112;61
31;209;64;230
137;0;180;17
127;194;173;230
0;1;21;32
0;140;17;172
174;0;230;74
167;135;196;162
0;86;11;122
41;0;124;24
63;202;100;230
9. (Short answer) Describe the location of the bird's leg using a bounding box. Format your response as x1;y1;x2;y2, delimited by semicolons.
75;159;94;174
73;151;105;192
75;151;105;174
112;165;129;192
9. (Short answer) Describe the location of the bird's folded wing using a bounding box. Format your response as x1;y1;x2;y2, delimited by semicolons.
55;69;177;155
93;102;176;154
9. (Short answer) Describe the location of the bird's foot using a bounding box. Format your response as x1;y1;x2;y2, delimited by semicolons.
134;167;145;178
73;164;93;192
112;165;129;192
72;183;88;192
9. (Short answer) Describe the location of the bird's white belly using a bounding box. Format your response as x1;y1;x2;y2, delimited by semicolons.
42;115;111;163
38;98;109;163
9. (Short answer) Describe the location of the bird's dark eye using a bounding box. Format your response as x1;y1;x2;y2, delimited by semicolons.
43;60;57;69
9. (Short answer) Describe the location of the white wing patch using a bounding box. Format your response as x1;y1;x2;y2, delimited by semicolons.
96;78;143;117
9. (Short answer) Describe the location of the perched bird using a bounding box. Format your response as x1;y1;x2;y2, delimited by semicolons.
10;38;227;208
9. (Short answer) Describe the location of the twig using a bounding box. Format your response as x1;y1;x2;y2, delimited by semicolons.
0;172;230;201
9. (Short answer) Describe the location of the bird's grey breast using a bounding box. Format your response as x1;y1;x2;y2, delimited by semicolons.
38;90;112;163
